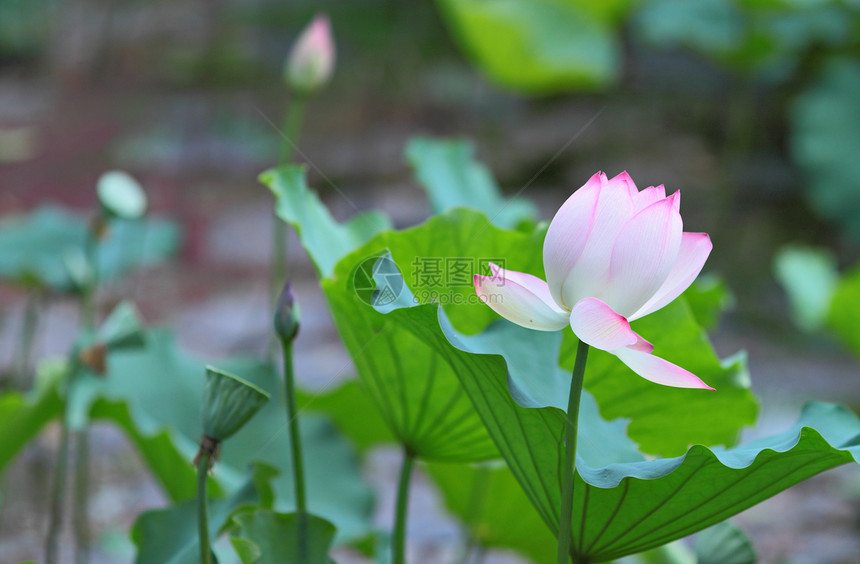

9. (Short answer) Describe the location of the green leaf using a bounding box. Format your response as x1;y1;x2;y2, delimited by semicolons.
262;166;392;278
773;245;838;333
791;58;860;239
405;137;537;229
438;0;621;93
828;263;860;355
97;301;146;350
132;463;275;564
229;509;337;564
681;275;733;331
695;521;756;564
379;294;860;561
427;461;556;564
97;170;147;220
562;296;756;457
82;330;374;540
0;361;63;473
0;206;180;291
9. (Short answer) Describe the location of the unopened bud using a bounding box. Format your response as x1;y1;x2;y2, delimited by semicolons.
274;282;301;343
285;14;335;94
97;171;147;220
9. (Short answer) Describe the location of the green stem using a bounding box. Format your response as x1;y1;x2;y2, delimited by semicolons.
392;448;415;564
74;430;90;564
282;340;307;562
556;340;590;564
270;95;307;322
46;415;70;564
197;450;212;564
13;289;40;389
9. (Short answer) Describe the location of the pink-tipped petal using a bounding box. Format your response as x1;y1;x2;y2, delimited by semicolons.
670;190;680;211
543;173;603;307
599;197;683;318
610;171;639;199
628;232;713;321
558;175;636;308
473;266;569;332
613;347;715;390
632;185;666;211
569;297;638;352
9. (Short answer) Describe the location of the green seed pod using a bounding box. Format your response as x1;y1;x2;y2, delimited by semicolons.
274;282;301;343
201;366;270;442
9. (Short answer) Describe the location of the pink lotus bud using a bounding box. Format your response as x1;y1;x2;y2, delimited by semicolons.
285;14;335;94
474;172;715;390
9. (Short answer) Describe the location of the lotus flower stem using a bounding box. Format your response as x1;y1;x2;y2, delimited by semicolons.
196;449;212;564
45;412;70;564
557;340;590;564
281;340;308;562
270;96;307;327
74;430;91;564
393;448;415;564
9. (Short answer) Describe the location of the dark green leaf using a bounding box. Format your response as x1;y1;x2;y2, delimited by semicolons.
229;509;337;564
132;463;274;564
380;294;860;561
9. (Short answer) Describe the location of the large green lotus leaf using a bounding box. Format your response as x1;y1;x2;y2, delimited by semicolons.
406;137;537;230
0;205;180;290
694;521;756;564
379;297;860;562
437;0;620;93
560;297;756;457
132;463;277;564
792;58;860;239
682;275;733;331
72;330;373;541
229;509;337;564
269;165;754;457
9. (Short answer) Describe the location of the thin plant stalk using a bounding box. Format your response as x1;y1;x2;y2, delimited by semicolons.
392;448;415;564
45;412;70;564
270;95;307;319
281;340;308;562
556;340;590;564
71;223;100;564
197;450;212;564
13;289;40;389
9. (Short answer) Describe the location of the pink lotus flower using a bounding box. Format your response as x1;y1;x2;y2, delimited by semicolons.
285;14;335;93
474;172;714;390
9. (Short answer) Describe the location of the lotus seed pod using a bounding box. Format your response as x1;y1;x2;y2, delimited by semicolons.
201;366;270;442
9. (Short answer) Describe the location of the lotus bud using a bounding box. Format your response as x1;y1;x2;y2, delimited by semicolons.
285;14;335;94
97;171;147;221
274;282;301;344
200;366;270;444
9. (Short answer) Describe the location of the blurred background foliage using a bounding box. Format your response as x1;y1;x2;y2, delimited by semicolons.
2;0;860;561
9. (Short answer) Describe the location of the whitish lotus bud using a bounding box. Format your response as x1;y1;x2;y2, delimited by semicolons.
285;14;335;94
274;282;301;343
97;171;147;220
201;366;270;443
